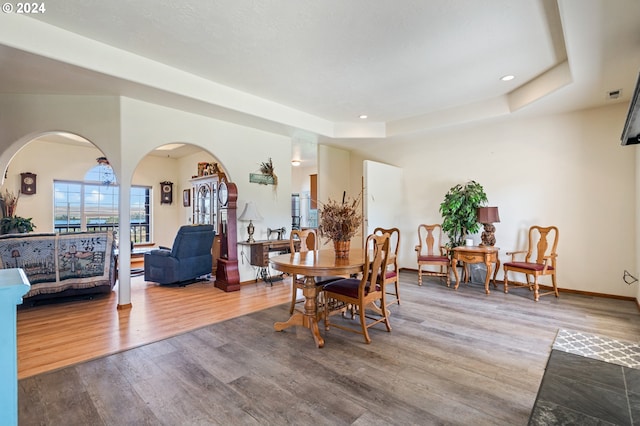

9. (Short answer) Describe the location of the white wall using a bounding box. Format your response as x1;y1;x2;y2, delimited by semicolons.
119;98;293;282
0;94;293;293
348;103;637;297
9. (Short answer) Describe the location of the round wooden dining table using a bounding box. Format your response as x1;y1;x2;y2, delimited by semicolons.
269;248;367;348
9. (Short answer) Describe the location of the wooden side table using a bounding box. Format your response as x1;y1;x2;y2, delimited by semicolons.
451;246;500;294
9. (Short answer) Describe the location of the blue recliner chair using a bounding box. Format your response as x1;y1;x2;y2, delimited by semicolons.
144;225;215;285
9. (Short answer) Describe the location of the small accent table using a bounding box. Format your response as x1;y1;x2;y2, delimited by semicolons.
239;239;298;284
451;246;500;294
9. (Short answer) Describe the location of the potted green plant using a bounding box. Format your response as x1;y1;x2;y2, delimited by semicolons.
0;216;36;234
439;180;487;248
0;188;36;234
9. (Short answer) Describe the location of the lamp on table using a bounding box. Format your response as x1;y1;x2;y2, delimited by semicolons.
238;201;263;243
477;207;500;246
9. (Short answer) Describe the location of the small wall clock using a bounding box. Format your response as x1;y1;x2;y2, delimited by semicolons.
160;181;173;204
21;172;36;195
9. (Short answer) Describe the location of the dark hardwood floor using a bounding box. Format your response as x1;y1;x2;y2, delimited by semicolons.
18;271;640;425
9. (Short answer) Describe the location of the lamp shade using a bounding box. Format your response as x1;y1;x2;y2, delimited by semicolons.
477;206;500;223
238;201;263;222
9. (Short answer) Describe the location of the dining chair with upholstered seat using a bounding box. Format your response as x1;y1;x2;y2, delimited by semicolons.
288;229;342;314
415;224;451;286
503;225;559;302
374;227;401;306
323;232;392;344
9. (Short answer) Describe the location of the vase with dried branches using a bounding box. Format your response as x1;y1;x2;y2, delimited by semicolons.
318;192;362;258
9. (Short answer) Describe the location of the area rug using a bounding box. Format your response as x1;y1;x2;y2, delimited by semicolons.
529;329;640;425
552;328;640;369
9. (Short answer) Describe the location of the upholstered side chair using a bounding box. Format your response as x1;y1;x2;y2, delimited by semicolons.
503;225;559;302
415;224;451;286
323;232;392;344
374;227;401;306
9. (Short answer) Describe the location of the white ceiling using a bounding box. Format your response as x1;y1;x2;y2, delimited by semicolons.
0;0;639;165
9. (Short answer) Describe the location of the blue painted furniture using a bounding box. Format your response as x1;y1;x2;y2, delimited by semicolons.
0;268;30;426
144;225;216;285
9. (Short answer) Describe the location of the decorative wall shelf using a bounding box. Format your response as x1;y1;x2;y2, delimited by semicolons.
249;173;276;185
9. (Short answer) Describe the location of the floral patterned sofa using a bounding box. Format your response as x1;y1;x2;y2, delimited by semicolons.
0;231;116;304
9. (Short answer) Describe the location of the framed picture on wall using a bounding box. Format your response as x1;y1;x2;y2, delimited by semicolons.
183;189;190;207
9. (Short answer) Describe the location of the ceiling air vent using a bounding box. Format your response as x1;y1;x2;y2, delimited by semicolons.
608;89;622;100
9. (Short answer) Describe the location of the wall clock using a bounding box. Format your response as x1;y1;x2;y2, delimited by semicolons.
160;181;173;204
21;172;36;195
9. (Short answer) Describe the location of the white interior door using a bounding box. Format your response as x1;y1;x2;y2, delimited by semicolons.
363;160;403;236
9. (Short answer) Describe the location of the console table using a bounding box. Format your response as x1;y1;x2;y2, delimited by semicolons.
239;239;299;284
451;245;500;294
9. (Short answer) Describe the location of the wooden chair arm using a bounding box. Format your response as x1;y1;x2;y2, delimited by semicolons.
439;246;449;256
506;250;527;261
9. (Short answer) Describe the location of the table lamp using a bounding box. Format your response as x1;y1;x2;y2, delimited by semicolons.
238;201;263;243
477;206;500;246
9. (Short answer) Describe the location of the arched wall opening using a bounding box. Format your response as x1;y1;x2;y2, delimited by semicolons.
131;142;229;250
1;131;115;235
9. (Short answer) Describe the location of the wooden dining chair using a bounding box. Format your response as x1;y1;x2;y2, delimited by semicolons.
415;224;451;286
323;232;392;344
288;229;342;314
503;225;559;302
374;227;401;306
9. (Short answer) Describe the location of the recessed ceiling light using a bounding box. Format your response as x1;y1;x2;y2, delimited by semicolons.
359;114;368;119
500;75;515;82
291;160;301;167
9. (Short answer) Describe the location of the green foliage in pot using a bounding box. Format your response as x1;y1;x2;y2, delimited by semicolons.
0;216;36;234
439;180;487;248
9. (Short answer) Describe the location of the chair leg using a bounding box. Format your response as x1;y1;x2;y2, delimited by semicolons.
418;268;422;286
394;281;400;304
552;273;559;297
359;301;371;344
503;269;509;293
533;276;539;302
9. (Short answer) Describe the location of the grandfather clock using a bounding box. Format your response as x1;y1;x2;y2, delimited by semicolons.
215;180;240;292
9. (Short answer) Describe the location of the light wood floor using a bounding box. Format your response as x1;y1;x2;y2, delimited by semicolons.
17;275;292;379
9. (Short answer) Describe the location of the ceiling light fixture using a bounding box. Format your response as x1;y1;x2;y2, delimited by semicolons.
500;75;515;82
291;160;301;167
359;114;368;119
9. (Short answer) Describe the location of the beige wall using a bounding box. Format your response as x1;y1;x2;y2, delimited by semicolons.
348;103;636;297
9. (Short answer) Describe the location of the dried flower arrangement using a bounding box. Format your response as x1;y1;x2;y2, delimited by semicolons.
0;188;19;218
318;192;362;242
259;158;277;186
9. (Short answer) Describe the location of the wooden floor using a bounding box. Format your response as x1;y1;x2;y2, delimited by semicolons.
17;272;640;425
17;275;291;379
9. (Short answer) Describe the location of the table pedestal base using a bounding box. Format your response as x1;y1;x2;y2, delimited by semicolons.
274;275;324;348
